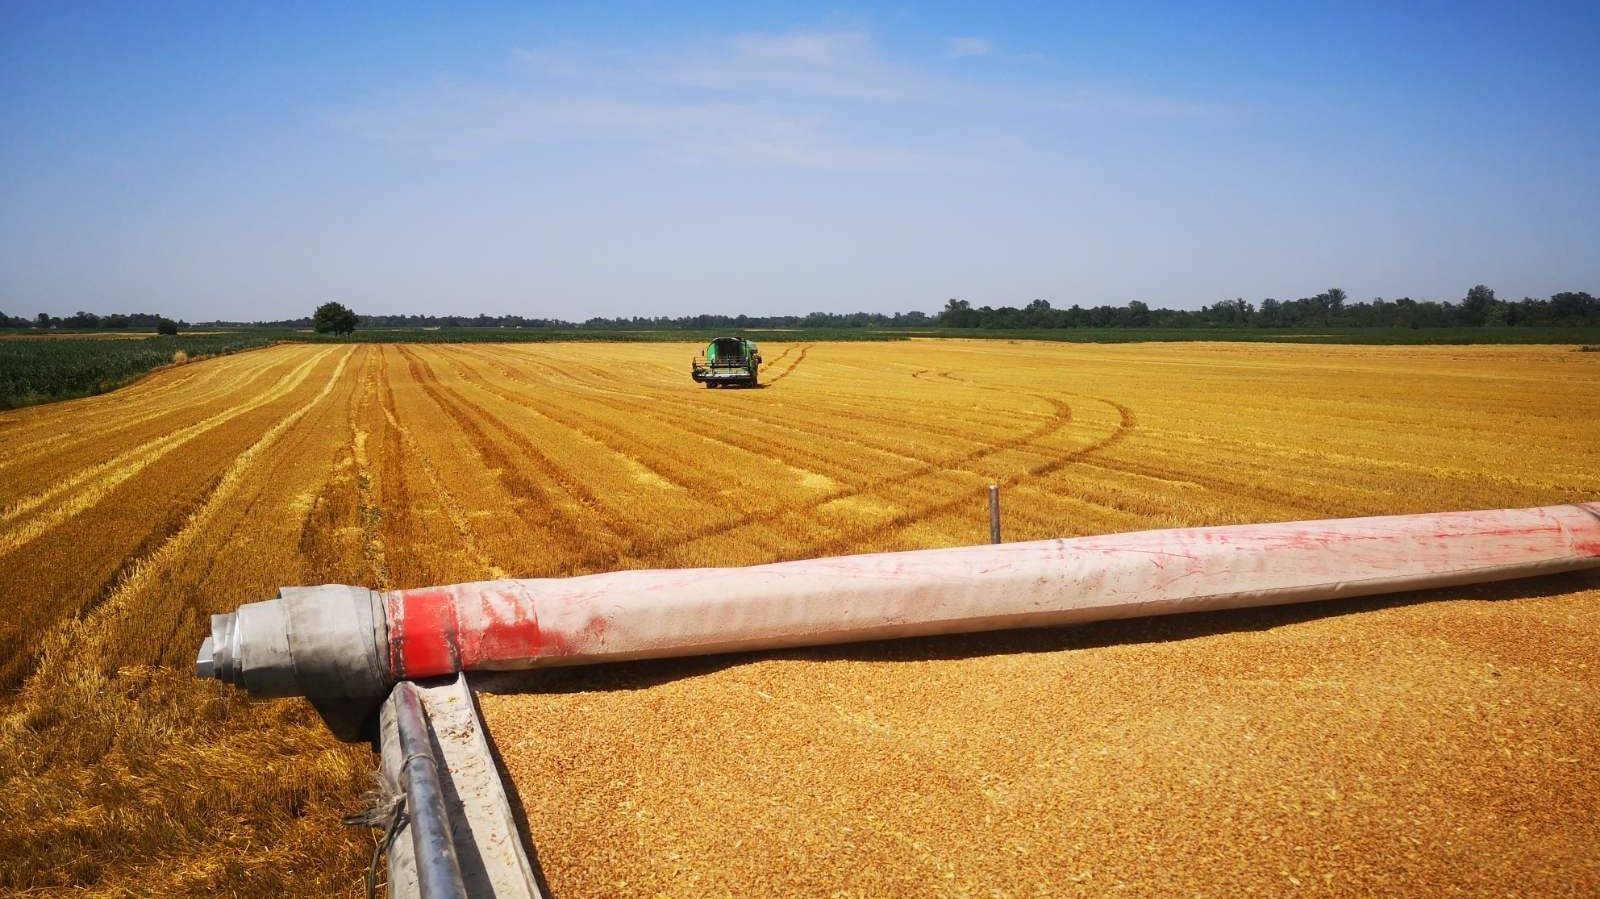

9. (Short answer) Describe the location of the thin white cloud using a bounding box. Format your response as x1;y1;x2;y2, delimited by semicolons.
731;30;870;66
1045;87;1223;119
329;28;1225;169
663;29;923;101
946;37;994;58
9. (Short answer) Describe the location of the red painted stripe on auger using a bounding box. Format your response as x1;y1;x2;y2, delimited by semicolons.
387;589;461;678
451;587;545;669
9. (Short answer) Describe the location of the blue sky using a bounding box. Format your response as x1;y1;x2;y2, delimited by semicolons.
2;1;1597;321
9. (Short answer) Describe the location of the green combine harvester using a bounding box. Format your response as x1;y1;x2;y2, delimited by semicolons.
691;336;762;388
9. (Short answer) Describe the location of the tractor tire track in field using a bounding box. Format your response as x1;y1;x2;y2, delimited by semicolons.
413;348;660;544
394;346;629;571
297;347;387;592
1036;399;1136;475
647;361;1007;472
537;348;993;465
501;352;899;485
493;349;939;487
0;349;331;558
1073;450;1351;518
451;347;1084;565
935;367;1138;472
0;348;355;695
375;347;505;580
442;347;694;493
548;349;1070;484
456;351;928;558
652;385;1078;556
350;349;390;589
615;396;1079;563
471;346;969;487
802;392;1139;558
781;367;1135;557
416;348;1120;570
458;347;855;502
520;354;1089;500
956;376;1330;517
765;344;810;384
396;345;583;545
462;352;1126;563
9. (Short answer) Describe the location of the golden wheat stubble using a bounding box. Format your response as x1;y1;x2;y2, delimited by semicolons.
1;339;1597;897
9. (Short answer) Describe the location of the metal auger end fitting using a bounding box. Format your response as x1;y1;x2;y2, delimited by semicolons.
195;611;240;683
193;588;391;741
191;587;389;702
194;636;214;679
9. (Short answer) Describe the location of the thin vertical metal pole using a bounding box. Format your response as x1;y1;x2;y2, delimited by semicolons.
988;485;1001;544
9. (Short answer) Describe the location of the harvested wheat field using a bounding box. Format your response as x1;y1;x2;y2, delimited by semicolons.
2;339;1598;897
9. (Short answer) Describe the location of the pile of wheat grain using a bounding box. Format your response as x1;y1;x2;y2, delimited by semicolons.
478;575;1600;897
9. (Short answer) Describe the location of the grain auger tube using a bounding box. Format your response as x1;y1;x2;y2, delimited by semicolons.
197;503;1600;737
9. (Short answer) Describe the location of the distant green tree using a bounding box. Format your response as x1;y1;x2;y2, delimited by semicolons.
156;318;179;335
1326;287;1347;318
1463;284;1495;324
313;301;359;335
1549;291;1597;323
938;298;979;328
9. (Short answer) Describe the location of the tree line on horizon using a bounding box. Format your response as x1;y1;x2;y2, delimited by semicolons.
935;286;1598;330
5;285;1596;333
0;310;181;333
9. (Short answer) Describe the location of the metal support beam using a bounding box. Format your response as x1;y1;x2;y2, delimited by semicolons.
379;675;544;899
393;682;470;899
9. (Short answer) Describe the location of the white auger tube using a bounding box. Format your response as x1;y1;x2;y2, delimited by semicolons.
198;503;1600;702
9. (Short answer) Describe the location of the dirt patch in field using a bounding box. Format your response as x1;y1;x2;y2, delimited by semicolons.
478;574;1600;898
